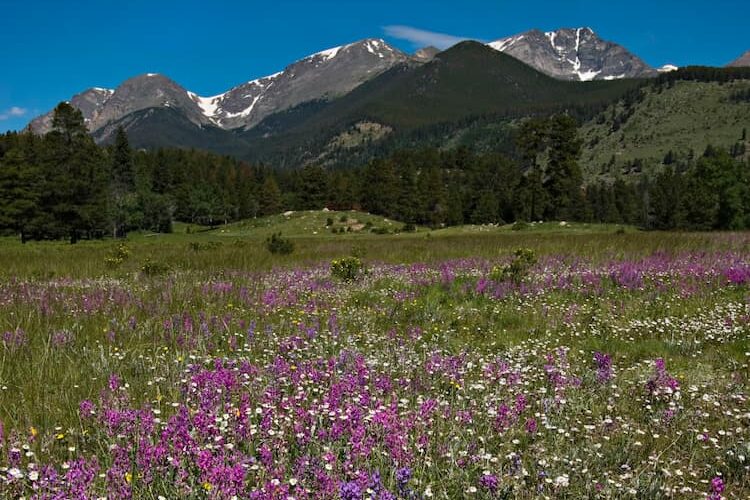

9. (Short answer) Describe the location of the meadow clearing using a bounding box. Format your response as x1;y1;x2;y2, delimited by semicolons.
0;212;749;499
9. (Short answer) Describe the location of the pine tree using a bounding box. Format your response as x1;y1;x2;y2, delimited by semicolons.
41;102;108;243
0;146;41;242
108;126;138;237
544;114;583;220
259;176;282;216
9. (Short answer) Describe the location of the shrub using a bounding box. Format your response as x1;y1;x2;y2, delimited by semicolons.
512;221;529;231
331;256;364;282
371;227;389;235
326;217;334;227
490;248;537;284
265;232;294;255
140;259;172;277
402;223;416;232
104;243;130;268
188;241;223;251
339;215;348;223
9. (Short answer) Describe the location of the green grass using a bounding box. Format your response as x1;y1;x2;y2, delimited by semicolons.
0;212;744;279
0;218;748;497
581;80;750;179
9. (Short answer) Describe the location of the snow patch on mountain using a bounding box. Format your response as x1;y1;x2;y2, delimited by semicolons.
312;45;343;61
487;35;523;53
187;92;223;120
488;27;656;81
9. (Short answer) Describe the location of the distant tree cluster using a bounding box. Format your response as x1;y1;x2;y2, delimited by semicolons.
0;103;281;242
1;107;749;243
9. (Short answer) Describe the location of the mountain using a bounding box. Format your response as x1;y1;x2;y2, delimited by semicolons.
230;41;642;166
29;73;212;136
413;46;440;62
727;50;750;67
29;87;114;133
29;38;409;134
488;27;657;81
189;39;409;130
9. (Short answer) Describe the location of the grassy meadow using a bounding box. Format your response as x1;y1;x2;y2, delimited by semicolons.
0;212;749;498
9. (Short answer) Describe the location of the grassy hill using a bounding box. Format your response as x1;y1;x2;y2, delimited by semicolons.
213;210;417;238
580;79;750;180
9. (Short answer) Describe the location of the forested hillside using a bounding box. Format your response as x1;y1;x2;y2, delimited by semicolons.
2;103;749;243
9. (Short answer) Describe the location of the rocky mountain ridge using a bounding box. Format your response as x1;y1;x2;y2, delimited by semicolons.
488;27;657;81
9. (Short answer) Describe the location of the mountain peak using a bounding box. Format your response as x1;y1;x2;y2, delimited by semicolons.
488;27;655;81
727;50;750;67
30;38;410;135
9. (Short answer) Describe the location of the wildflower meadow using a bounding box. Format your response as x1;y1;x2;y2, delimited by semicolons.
0;225;749;498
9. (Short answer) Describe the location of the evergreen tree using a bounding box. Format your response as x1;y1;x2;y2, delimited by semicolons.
41;103;108;242
0;146;41;242
108;126;138;237
544;114;583;220
259;176;282;216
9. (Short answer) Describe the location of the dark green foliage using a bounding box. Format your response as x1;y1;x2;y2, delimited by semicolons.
1;73;748;241
491;248;537;284
265;232;294;255
258;176;283;216
140;258;172;277
0;145;41;242
330;256;364;282
42;103;109;243
188;241;223;252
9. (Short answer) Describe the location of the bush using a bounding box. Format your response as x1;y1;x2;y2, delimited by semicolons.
104;243;130;268
401;223;416;232
265;232;294;255
512;221;529;231
326;217;334;227
331;256;364;282
339;215;348;223
140;259;172;277
371;227;389;235
188;241;223;251
490;248;537;284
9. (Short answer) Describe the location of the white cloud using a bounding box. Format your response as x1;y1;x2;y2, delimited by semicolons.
383;25;477;49
0;106;28;121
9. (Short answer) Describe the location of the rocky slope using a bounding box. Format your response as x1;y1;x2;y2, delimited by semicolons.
488;27;657;81
29;39;409;134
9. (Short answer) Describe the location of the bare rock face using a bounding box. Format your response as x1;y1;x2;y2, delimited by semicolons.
488;27;657;81
413;46;440;63
199;39;408;130
727;50;750;67
30;39;408;135
29;87;113;133
30;74;209;134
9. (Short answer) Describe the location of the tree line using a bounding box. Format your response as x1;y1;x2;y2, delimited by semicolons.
1;103;749;242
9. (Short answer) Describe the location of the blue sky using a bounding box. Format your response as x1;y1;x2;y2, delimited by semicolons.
1;0;747;132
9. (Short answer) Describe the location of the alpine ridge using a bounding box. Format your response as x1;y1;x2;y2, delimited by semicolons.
488;27;657;81
29;38;410;135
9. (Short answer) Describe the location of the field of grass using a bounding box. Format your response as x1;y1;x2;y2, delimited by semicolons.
0;215;748;498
